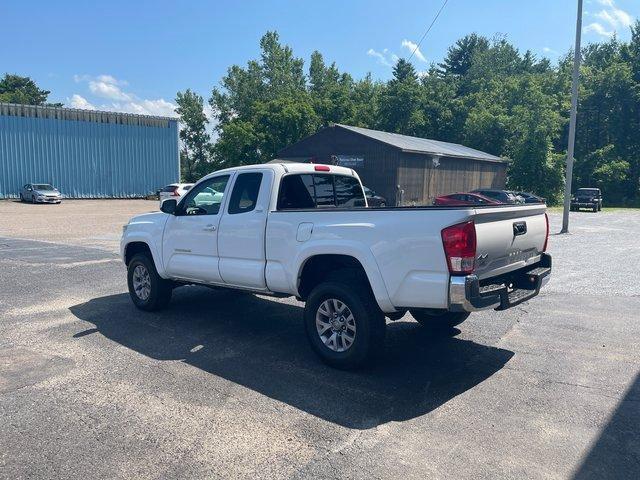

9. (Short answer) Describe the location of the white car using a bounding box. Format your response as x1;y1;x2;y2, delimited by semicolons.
122;163;551;368
158;183;193;206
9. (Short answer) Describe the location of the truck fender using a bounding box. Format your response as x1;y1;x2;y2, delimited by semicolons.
122;232;167;278
293;240;396;313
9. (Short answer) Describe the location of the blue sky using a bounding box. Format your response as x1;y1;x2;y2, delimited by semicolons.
1;0;637;117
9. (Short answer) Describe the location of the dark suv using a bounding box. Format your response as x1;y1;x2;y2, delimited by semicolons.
571;188;602;212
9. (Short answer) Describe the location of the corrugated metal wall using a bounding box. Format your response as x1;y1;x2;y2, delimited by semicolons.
0;103;179;198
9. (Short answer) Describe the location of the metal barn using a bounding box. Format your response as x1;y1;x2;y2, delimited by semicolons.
278;124;508;206
0;102;179;198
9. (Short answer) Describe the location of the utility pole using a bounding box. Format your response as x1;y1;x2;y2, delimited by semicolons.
561;0;583;233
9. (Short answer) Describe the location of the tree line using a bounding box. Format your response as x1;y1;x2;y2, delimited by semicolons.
177;27;640;206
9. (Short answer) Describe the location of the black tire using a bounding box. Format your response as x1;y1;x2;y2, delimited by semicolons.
31;195;36;204
19;193;23;202
304;279;385;369
410;309;470;329
593;206;598;212
127;253;173;311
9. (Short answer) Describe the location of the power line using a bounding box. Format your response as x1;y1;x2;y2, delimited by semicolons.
408;0;450;62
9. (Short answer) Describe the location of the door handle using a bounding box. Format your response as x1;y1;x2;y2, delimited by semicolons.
203;224;216;232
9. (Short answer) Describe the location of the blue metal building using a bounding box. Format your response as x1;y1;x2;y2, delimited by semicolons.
0;102;179;198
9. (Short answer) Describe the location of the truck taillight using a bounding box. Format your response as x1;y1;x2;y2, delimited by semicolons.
543;212;549;252
441;221;476;275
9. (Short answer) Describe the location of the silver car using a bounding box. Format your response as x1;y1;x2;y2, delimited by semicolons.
20;183;62;204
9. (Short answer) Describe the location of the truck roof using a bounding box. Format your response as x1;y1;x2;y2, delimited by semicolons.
200;162;357;181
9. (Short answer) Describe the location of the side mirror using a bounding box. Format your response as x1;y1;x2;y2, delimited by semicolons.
160;198;177;214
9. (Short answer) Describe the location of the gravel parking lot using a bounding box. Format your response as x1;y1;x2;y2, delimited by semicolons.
1;200;638;479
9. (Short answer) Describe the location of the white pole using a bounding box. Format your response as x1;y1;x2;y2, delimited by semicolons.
561;0;583;233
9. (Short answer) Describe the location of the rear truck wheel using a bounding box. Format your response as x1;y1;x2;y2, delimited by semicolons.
593;205;598;212
410;309;470;329
127;253;173;311
304;280;385;369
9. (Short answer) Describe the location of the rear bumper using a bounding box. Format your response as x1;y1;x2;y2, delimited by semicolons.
449;253;552;312
571;202;597;207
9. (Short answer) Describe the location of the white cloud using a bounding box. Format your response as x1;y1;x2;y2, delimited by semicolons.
68;73;177;117
589;0;634;37
611;7;633;26
367;48;394;67
401;39;427;62
584;22;615;37
111;98;177;117
89;80;132;101
69;94;96;110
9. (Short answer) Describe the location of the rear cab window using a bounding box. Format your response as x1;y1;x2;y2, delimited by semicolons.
277;173;365;210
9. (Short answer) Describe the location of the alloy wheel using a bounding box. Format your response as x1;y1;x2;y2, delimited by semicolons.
132;264;152;301
315;298;357;352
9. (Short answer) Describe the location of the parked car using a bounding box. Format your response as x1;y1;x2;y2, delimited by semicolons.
434;192;500;206
20;183;62;204
362;187;387;207
515;192;546;204
121;163;551;368
158;183;193;206
571;188;602;212
471;189;523;204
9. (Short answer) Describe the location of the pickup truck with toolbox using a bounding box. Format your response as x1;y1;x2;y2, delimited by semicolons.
121;162;551;368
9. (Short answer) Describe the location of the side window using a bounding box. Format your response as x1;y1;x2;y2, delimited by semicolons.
179;175;230;216
335;175;365;207
314;174;335;207
228;172;263;214
278;174;315;209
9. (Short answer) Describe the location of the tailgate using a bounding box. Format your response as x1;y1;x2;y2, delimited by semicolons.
472;204;547;280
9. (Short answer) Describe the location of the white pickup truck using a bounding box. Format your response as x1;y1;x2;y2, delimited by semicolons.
121;163;551;368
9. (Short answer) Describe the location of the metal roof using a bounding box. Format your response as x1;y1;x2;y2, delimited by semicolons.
0;102;177;128
334;124;505;163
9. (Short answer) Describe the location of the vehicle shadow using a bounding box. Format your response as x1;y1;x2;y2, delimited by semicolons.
69;287;514;429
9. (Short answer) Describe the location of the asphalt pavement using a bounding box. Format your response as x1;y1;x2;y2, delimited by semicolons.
0;200;638;479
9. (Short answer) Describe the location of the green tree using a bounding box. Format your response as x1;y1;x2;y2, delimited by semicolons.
175;89;212;181
377;59;423;135
438;33;489;76
0;73;60;106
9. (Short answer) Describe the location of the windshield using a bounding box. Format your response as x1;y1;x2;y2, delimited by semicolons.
577;189;598;194
33;184;55;190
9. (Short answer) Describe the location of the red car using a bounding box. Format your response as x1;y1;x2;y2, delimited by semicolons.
433;192;501;206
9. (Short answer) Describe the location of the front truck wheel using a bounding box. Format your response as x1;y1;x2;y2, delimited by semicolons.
410;309;470;329
304;280;385;369
127;253;173;311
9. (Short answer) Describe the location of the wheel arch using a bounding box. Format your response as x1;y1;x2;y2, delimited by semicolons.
295;247;395;312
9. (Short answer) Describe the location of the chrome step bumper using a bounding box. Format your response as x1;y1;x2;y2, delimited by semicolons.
449;253;552;312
